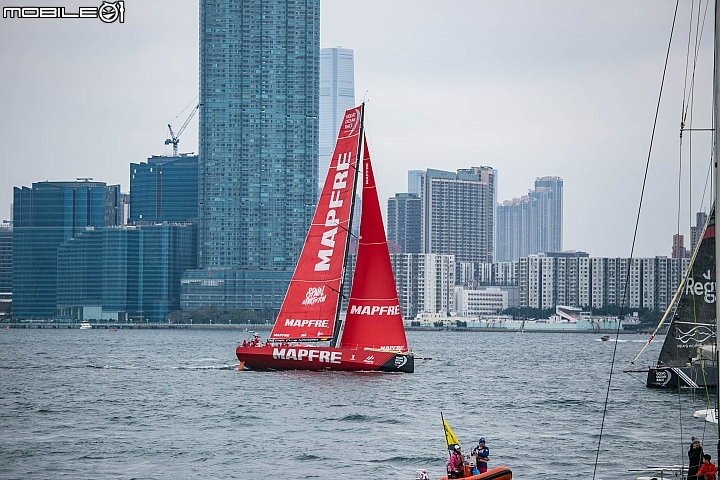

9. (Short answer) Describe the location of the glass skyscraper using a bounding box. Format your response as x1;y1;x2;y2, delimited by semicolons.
130;154;199;224
319;47;354;191
183;0;320;310
56;224;197;323
12;181;120;319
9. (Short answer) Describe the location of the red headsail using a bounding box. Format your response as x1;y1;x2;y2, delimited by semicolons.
269;106;364;341
340;138;409;352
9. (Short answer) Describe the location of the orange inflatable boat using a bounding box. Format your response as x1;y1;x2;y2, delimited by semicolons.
439;465;512;480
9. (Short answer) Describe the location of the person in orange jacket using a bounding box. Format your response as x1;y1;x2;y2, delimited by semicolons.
696;454;717;480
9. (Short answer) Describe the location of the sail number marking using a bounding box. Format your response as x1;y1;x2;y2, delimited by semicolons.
273;348;341;364
315;152;352;271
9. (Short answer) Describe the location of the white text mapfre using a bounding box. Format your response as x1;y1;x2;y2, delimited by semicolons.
314;151;352;271
3;2;125;23
349;305;401;316
273;348;341;364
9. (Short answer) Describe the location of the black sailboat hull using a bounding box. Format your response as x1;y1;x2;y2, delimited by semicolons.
646;365;717;389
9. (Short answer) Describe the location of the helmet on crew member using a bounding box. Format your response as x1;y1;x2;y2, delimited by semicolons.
454;445;461;451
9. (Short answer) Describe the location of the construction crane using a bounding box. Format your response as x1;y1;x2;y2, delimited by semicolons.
165;103;200;156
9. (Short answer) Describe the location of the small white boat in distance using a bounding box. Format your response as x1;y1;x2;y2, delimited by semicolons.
79;321;92;330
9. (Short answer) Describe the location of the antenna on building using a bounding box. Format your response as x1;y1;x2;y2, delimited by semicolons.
76;177;93;182
165;100;200;157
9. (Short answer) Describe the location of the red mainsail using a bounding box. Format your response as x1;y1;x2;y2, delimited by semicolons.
339;139;409;352
269;106;364;341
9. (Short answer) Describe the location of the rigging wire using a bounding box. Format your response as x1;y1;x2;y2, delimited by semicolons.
592;2;681;478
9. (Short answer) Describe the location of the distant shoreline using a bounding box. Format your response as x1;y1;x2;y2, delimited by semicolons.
1;322;651;334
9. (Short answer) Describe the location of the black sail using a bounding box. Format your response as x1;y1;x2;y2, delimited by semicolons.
656;204;716;369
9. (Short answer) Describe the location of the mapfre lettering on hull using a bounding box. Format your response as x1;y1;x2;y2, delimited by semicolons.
273;348;342;364
349;305;401;316
315;151;353;272
284;319;330;328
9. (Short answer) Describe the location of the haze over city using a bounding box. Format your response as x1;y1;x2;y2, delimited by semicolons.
0;0;714;258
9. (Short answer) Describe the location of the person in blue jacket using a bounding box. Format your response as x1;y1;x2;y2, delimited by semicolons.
472;437;489;474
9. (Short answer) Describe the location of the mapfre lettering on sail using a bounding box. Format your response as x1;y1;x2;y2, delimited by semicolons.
349;305;401;316
315;151;352;271
267;106;363;342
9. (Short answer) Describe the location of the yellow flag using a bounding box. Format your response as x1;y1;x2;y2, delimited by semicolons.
441;412;459;449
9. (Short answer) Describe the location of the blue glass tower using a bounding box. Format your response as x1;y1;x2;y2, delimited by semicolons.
12;181;120;319
183;0;320;310
56;224;197;322
129;154;199;224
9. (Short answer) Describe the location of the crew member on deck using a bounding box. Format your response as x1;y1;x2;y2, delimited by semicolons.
697;454;717;480
448;445;464;479
689;437;704;480
472;437;489;474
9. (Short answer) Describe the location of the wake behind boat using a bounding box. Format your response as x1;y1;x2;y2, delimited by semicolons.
236;105;415;373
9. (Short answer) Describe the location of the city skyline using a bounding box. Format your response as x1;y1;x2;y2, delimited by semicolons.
0;1;714;259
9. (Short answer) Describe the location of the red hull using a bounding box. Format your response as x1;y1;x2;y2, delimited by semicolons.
236;345;414;373
439;466;512;480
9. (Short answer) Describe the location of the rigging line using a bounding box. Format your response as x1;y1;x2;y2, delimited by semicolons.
687;0;711;242
592;2;681;479
682;0;698;123
170;95;200;123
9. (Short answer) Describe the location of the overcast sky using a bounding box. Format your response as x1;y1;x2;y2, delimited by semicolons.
0;0;715;258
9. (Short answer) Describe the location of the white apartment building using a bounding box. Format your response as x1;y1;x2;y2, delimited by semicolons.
454;286;508;316
519;254;690;312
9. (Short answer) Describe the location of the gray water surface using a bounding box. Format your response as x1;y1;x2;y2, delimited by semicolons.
0;329;715;479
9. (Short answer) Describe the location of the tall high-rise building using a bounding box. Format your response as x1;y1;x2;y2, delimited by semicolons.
422;167;496;263
12;181;120;319
319;47;354;191
130;154;199;224
691;210;708;254
387;193;421;253
183;0;320;310
408;170;425;196
496;176;563;261
533;176;563;253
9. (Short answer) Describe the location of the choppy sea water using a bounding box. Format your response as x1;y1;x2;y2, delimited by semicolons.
0;328;716;479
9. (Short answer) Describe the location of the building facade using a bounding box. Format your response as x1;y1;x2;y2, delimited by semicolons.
454;287;508;316
319;47;354;191
496;176;563;262
422;167;496;263
184;0;320;310
56;224;197;323
130;154;199;223
389;253;455;319
518;253;690;312
0;223;11;321
12;181;120;319
387;193;421;254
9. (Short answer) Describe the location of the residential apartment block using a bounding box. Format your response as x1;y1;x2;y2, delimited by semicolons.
496;176;563;261
422;167;496;263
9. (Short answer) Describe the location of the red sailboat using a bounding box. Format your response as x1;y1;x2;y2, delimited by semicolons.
236;105;414;373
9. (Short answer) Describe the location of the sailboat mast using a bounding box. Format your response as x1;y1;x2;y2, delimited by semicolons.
714;0;719;462
330;104;365;348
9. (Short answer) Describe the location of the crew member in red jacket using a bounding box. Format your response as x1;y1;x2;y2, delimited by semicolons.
697;454;717;480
